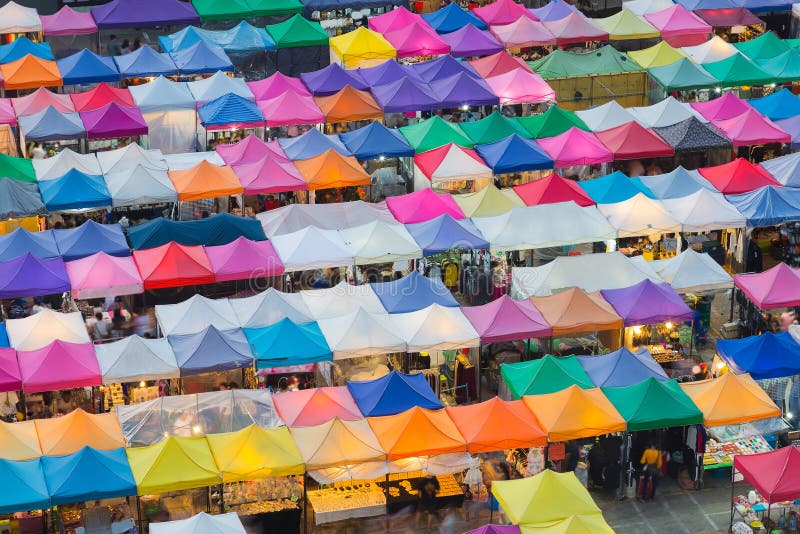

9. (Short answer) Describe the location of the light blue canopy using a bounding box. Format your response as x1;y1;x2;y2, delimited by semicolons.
42;447;136;506
198;93;264;129
169;326;254;376
760;151;800;187
636;166;716;199
578;170;655;204
422;3;487;33
371;270;459;313
159;22;276;53
278;128;351;160
244;318;332;367
54;220;130;261
531;0;580;21
0;37;53;64
0;228;58;261
0;458;49;513
339;121;414;161
113;45;178;78
725;186;800;227
577;347;669;388
717;331;800;380
347;370;443;417
57;49;121;86
0;179;46;219
170;41;233;75
18;106;86;142
405;214;489;256
38;169;111;211
749;88;800;121
475;134;554;174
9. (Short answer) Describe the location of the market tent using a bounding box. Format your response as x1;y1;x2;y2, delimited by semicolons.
150;513;246;534
80;103;148;140
712;108;791;147
257;200;395;236
339;121;414;161
430;72;499;108
215;134;287;165
132;242;215;289
629;96;706;128
339;221;421;265
423;3;488;33
537;127;613;167
414;143;492;184
300;63;368;96
473;0;538;26
0;228;58;261
513;173;595;207
187;72;253;106
644;5;712;46
257;90;324;127
486;67;557;106
578;170;655;204
662;187;744;232
0;420;39;461
314;85;382;123
577;347;668;387
380;21;451;57
104;164;178;208
386;188;466;224
317;308;405;359
170;326;254;376
370;76;440;113
576;100;638;132
399;116;473;153
469;51;531;78
244;318;331;367
733;446;800;504
0;2;41;34
33;149;99;182
0;458;49;514
65;253;143;300
690;92;752;121
516;106;589;139
274;386;362;427
18;340;100;393
606;377;704;430
628;41;689;68
329;27;396;69
170;42;232;75
247;72;310;101
289;418;385;471
96;143;167;174
125;437;220;495
723;186;800;227
648;248;732;293
70;82;134;112
680;372;780;426
490;17;556;48
681;35;738;63
156;294;238;337
57;49;120;86
0;55;62;90
761;151;800;187
347;371;443;416
38;169;110;211
447;397;546;453
352;58;416;87
6;309;89;352
206;425;304;482
192;0;301;19
270;226;354;271
600;279;694;326
265;14;329;48
749;88;800;121
541;12;609;45
0;38;52;65
300;280;386;320
0;155;38;184
462;295;551;343
413;55;481;83
653;117;732;153
733;31;788;60
368;406;467;460
442;24;504;58
698;157;780;194
451;184;525;218
596;122;675;160
41;6;97;36
522;385;626;441
231;287;313;329
279;128;350;159
95;335;178;384
91;0;199;28
761;50;800;84
717;331;800;380
461;110;531;145
371;270;458;313
198;92;264;131
475;135;554;175
735;263;800;309
694;6;763;26
404;214;489;255
532;0;581;19
206;237;283;282
113;45;178;78
128;213;265;250
529;287;624;336
648;57;719;92
293;150;370;190
12;87;74;117
594;8;660;39
0;349;21;394
598;193;683;238
501;355;595;398
42;447;136;505
368;6;423;33
168;160;242;201
0;254;71;299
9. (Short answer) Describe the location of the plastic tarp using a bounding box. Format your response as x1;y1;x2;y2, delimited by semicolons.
270;226;353;272
680;372;781;426
0;458;49;513
132;242;215;289
42;447;136;505
628;41;689;68
761;151;800;187
648;248;732;293
386;188;466;224
405;214;489;255
289;418;384;472
66;252;143;300
653;117;732;153
339;121;414;161
447;397;546;453
339;221;421;265
0;55;62;91
169;326;253;376
603;378;703;430
347;371;443;417
57;49;119;86
644;5;712;47
371;270;458;313
90;0;200;29
475;135;554;174
0;254;70;299
600;279;694;326
441;24;503;58
513;173;595;206
18;341;100;393
0;2;41;34
95;335;178;384
629;96;707;128
314;85;382;123
80;103;148;140
423;3;487;33
207;426;303;482
273;386;361;427
451;184;525;218
125;437;219;494
170;42;233;75
299;280;385;320
415;143;492;184
718;331;800;380
502;355;595;398
230;287;313;329
368;406;467;460
6;309;89;352
516;106;589;139
649;57;719;92
537;127;613;167
150;513;246;534
733;446;800;504
257;200;395;237
329;27;396;69
661;188;746;232
577;347;668;387
735;262;800;309
578;170;655;204
522;385;626;441
576;100;637;132
317;308;405;359
0;228;57;261
244;318;330;367
699;157;780;194
41;6;97;36
597;192;683;237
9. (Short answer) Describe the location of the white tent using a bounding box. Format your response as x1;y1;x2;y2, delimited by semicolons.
0;2;42;34
270;226;354;272
662;189;746;232
300;281;385;320
339;221;422;265
576;101;638;132
95;336;179;384
104;164;178;207
230;287;314;328
257;201;395;238
97;143;167;174
415;144;493;183
629;96;708;128
760;151;800;186
150;513;245;534
6;309;91;351
187;71;254;104
129;78;198;155
393;303;480;352
680;36;738;64
32;149;101;181
155;294;239;336
597;193;683;237
646;248;733;293
289;418;386;472
318;308;406;359
623;0;675;15
511;251;664;297
129;76;196;112
164;151;225;171
471;202;616;252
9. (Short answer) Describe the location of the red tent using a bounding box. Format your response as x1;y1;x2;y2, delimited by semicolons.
70;82;135;112
513;173;595;207
698;157;780;194
595;121;675;160
132;241;215;289
734;263;800;310
695;7;764;28
734;446;800;504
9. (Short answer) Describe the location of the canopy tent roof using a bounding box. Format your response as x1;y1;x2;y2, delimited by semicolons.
681;35;738;63
501;355;595;398
300;63;368;96
168;160;242;201
96;143;166;174
0;349;20;394
169;326;254;376
339;221;421;265
530;287;623;336
694;6;764;26
113;45;178;78
293;150;370;190
57;49;120;86
644;5;712;47
711;108;791;147
725;186;800;228
206;237;284;282
352;58;417;87
54;220;129;261
12;88;74;117
127;213;264;250
279;128;350;160
533;0;581;19
198;93;264;130
368;6;423;33
628;40;689;68
0;228;57;261
230;287;313;329
91;0;199;28
329;27;396;69
125;437;219;495
578;347;668;387
475;135;554;175
368;406;467;460
150;513;246;534
473;0;538;26
733;30;788;59
648;248;733;293
734;446;800;504
595;121;675;159
18;340;100;393
42;447;136;506
516;106;589;139
761;151;800;187
186;71;253;104
461;110;531;145
41;6;97;36
95;335;178;384
469;51;531;78
749;87;800;121
33;409;123;456
379;23;449;58
653;116;732;153
529;45;643;79
718;331;800;380
625;166;713;199
579;171;655;204
247;72;310;101
0;458;49;514
215;134;288;166
257;90;324;127
270;226;353;272
0;254;71;299
0;154;35;183
594;8;660;39
256;200;395;237
38;169;110;211
451;184;524;218
462;295;551;344
441;24;504;58
70;82;134;112
629;96;706;128
18;106;84;142
522;385;626;441
244;319;331;367
412;54;482;82
598;193;684;238
490;17;556;48
399;115;472;153
347;371;443;417
698;157;780;194
317;308;405;359
193;0;302;18
691;92;752;121
6;309;89;352
156;294;238;336
0;38;52;65
66;252;143;300
207;425;303;482
541;12;609;45
662;188;745;232
429;72;499;108
370;77;440;113
447;397;546;453
386;188;466;224
132;242;215;289
104;164;178;208
80;103;148;140
761;49;800;85
734;263;800;309
423;3;488;33
600;279;694;326
273;386;362;427
0;420;39;461
300;280;385;320
649;57;718;91
265;15;329;48
537;128;613;167
339;121;414;161
404;214;489;256
33;148;98;182
604;378;703;430
0;55;62;90
314;85;382;123
680;373;780;426
289;418;384;471
371;270;458;313
513;173;595;207
0;2;41;34
576;100;637;132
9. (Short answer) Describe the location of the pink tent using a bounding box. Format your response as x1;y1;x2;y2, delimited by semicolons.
273;386;362;427
462;295;552;343
386;188;466;224
41;6;98;36
712;109;791;147
470;51;532;78
206;237;284;282
542;12;609;46
691;92;752;122
644;5;711;47
0;99;16;126
257;91;324;127
215;134;289;166
414;143;490;180
485;67;555;104
384;22;450;58
65;252;144;300
18;340;101;393
734;263;800;309
368;6;423;33
247;72;310;101
0;348;21;393
537;127;614;167
490;17;556;48
80;103;148;139
233;155;307;194
12;87;75;116
474;0;538;26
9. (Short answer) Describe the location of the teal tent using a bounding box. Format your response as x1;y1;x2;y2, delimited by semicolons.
648;58;719;91
603;378;703;431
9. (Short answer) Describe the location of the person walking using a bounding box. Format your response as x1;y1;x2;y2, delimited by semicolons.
639;442;662;501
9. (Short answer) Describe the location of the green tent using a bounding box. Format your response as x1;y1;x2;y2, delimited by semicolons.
603;378;703;431
701;53;773;87
501;355;594;399
399;116;473;153
266;15;328;48
516;106;590;138
733;31;789;61
528;45;642;79
460;110;531;145
762;50;800;84
194;0;302;19
648;58;719;92
786;38;800;50
0;153;35;183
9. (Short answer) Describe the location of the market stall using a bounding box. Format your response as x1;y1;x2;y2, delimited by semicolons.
500;355;595;397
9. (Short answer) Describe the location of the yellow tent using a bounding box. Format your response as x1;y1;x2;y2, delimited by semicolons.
680;373;780;427
126;437;220;494
289;417;385;471
519;513;616;533
452;183;525;218
628;41;688;68
206;425;304;482
522;385;626;441
330;26;396;68
0;420;40;460
35;409;124;456
594;9;660;40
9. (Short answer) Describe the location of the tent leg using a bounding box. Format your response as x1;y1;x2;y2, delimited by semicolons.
618;431;629;501
689;320;695;358
219;483;224;514
303;474;308;534
729;467;735;532
476;344;482;402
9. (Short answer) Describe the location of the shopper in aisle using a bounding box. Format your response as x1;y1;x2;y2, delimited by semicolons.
639;442;663;501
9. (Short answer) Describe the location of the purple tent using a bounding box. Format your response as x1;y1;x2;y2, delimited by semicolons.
354;59;421;87
461;295;551;343
300;64;369;96
0;253;70;298
430;72;499;108
776;115;800;148
465;526;521;534
372;77;441;113
441;24;504;58
41;6;98;36
600;279;694;327
531;0;579;21
80;102;148;139
410;54;481;83
90;0;200;29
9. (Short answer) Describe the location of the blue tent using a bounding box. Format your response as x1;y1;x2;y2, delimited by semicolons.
725;186;800;227
127;213;266;250
198;93;263;129
475;134;554;174
213;21;276;53
675;0;736;9
113;45;179;78
577;347;669;388
734;0;792;12
169;326;254;376
339;121;414;161
299;63;369;96
371;270;459;313
42;447;136;506
405;214;489;256
54;221;130;261
244;318;332;367
347;370;443;417
717;331;800;380
171;41;233;75
410;54;480;83
57;49;121;86
578;171;655;204
0;458;49;513
278;128;351;160
371;77;441;114
353;59;417;87
38;170;111;212
423;3;487;33
749;88;800;121
159;26;208;53
0;37;53;64
761;151;800;188
0;228;58;261
0;324;9;348
18;107;86;142
0;179;46;219
636;166;715;199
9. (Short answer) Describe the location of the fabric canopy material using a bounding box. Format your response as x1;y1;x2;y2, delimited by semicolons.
6;309;89;352
404;214;489;255
18;341;100;393
447;397;546;453
490;17;556;48
301;63;368;96
761;152;800;187
42;447;136;505
594;8;660;39
423;3;488;33
680;373;780;427
314;85;382;123
206;237;283;282
206;425;304;482
442;25;504;58
0;254;70;299
230;287;313;329
387;303;480;352
368;406;467;460
513;173;595;207
41;6;97;36
317;308;405;360
475;134;554;174
113;46;178;78
473;0;538;26
293;150;370;190
244;319;331;367
0;349;21;394
523;385;626;441
735;263;800;309
0;228;57;261
80;103;148;139
579;170;654;204
57;49;120;86
537;127;613;167
279;128;350;160
542;12;609;45
594;121;675;160
502;355;595;398
170;42;233;75
38;170;111;211
170;326;254;376
156;294;238;337
530;287;623;336
34;409;124;456
718;331;800;380
462;294;552;343
0;458;49;514
329;27;396;69
0;420;39;461
603;377;703;431
0;55;62;90
698;157;780;194
128;213;264;250
95;336;179;384
750;88;800;121
150;513;246;534
734;446;800;504
347;371;443;417
198;93;264;130
339;221;421;265
712;108;791;147
12;88;74;117
104;164;178;207
600;279;695;326
577;347;669;387
270;226;353;272
415;144;493;184
289;418;384;471
133;242;215;289
452;184;524;218
386;189;465;224
90;0;200;29
339;121;414;161
0;2;41;34
691;92;751;121
257;91;324;128
648;248;733;294
273;386;362;427
517;106;589;139
399;116;472;153
168;160;242;201
597;193;683;238
649;57;719;91
644;5;712;47
628;41;689;68
653;117;731;153
371;270;458;313
722;186;800;228
66;253;143;300
125;437;219;495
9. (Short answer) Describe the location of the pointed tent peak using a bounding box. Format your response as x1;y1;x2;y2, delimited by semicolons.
690;91;752;121
300;63;369;96
274;386;362;427
702;52;773;87
475;133;554;175
698;157;780;194
289;417;385;470
70;82;134;112
603;377;704;430
265;15;328;48
368;6;424;33
368;405;467;459
593;8;660;39
629;96;706;128
513;173;595;207
761;151;800;187
0;54;62;90
404;213;489;255
469;50;531;78
502;354;595;398
530;287;624;336
386;188;466;224
628;40;689;69
399;115;473;152
532;0;580;20
33;408;123;455
461;110;532;144
577;346;668;387
712;107;791;147
414;142;492;182
452;183;524;218
578;170;655;204
293;149;370;190
170;40;233;75
540;12;609;45
680;372;781;427
490;16;557;48
680;35;738;63
0;419;40;460
329;26;396;69
423;3;488;33
733;30;789;60
247;71;309;101
446;396;547;452
473;0;539;26
12;86;74;116
576;100;638;132
215;134;283;166
430;71;498;107
347;370;443;416
516;105;590;138
0;1;41;33
734;262;800;309
314;84;382;123
733;444;800;504
461;294;552;343
749;87;800;121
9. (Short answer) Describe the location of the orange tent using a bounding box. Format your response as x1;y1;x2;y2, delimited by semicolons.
168;160;243;201
0;420;40;460
530;287;623;336
293;149;370;190
447;397;546;453
314;85;383;123
1;54;62;90
680;372;780;427
368;406;466;460
522;385;626;441
34;408;125;456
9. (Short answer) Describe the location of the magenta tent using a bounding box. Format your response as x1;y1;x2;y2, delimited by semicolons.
257;91;324;127
41;6;98;36
0;348;21;393
206;237;284;282
734;263;800;310
247;72;310;101
0;99;16;126
232;155;307;195
490;17;556;48
18;340;101;393
734;446;800;505
215;134;288;166
691;93;752;122
12;87;75;116
711;109;791;147
386;188;466;224
462;294;552;343
474;0;538;26
80;102;148;139
644;5;712;47
485;67;555;104
384;22;450;58
537;127;613;167
542;12;609;45
368;6;423;33
65;252;143;300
